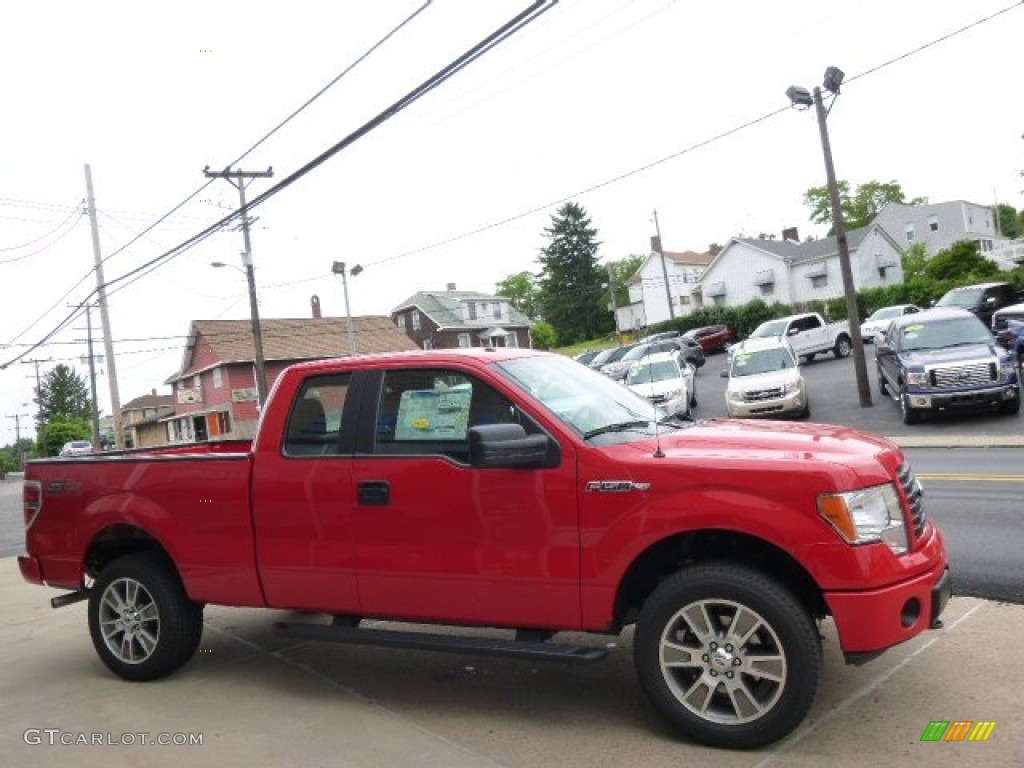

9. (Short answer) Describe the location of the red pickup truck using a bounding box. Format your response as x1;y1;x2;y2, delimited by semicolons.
19;348;950;748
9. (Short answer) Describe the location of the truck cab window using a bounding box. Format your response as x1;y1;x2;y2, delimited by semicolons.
284;374;350;456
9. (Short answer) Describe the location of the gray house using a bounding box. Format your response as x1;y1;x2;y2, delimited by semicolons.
873;200;1006;256
695;226;904;308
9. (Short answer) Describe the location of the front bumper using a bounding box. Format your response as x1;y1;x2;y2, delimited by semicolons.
727;389;805;418
826;557;951;656
905;382;1019;411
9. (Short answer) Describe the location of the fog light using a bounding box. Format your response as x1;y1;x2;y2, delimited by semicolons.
901;598;921;628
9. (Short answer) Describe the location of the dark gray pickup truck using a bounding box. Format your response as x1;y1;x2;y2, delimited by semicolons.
875;307;1020;424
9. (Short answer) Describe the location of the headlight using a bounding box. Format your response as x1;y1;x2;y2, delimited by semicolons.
817;483;908;554
1000;358;1016;378
728;389;744;402
782;378;801;395
905;371;928;386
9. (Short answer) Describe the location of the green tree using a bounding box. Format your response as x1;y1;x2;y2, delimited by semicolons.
530;320;558;350
804;179;926;232
495;271;540;319
39;418;92;457
536;202;612;345
901;242;929;281
36;364;93;430
924;240;999;282
995;203;1020;239
606;254;645;308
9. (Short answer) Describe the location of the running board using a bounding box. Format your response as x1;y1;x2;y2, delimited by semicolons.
273;621;608;665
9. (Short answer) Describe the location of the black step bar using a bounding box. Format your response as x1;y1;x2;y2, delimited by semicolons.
273;621;608;665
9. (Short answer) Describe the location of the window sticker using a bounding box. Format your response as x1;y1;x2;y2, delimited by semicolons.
394;389;471;440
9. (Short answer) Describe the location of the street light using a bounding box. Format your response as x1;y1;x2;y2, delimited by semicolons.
787;66;872;408
331;261;363;355
211;253;269;406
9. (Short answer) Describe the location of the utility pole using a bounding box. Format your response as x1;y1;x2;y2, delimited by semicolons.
812;87;872;407
204;166;273;406
606;263;620;336
6;414;29;470
652;209;676;320
83;304;102;449
21;357;48;431
84;165;125;445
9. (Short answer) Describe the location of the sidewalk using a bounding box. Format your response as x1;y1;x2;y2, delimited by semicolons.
1;561;1020;768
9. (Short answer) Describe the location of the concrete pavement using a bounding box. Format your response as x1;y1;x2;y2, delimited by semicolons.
1;559;1021;768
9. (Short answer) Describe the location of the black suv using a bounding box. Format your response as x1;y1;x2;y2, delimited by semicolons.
934;282;1020;328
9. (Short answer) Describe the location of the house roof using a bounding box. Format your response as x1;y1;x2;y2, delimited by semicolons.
732;226;872;264
628;250;715;284
122;393;174;411
391;290;533;330
167;316;417;383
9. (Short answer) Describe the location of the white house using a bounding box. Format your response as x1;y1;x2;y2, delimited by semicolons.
618;245;715;330
695;225;904;308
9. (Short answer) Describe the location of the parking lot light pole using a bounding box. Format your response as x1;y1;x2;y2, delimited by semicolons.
787;67;872;407
332;261;363;355
212;255;269;407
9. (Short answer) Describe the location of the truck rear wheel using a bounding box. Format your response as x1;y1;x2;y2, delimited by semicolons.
833;335;852;359
88;553;204;681
633;563;820;749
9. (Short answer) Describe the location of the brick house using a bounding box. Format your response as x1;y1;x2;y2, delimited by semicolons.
391;288;533;350
163;314;417;443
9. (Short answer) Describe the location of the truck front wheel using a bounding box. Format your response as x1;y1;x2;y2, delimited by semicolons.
88;553;204;682
633;563;821;749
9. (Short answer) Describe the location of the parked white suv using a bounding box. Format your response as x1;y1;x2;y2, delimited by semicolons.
722;338;809;418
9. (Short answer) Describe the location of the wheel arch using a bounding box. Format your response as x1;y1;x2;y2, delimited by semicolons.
612;529;826;631
84;524;177;583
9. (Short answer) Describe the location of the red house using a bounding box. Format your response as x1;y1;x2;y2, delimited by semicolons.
163;314;417;443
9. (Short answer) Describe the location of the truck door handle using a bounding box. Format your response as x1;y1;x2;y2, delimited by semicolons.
357;481;390;506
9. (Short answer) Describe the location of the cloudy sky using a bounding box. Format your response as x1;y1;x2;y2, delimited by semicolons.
2;0;1022;443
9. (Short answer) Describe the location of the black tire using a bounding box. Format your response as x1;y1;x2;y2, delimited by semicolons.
899;385;920;425
877;369;889;396
88;553;204;682
833;335;852;359
1000;396;1020;415
802;353;816;363
633;563;821;749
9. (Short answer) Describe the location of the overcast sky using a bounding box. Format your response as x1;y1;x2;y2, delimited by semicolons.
2;0;1023;443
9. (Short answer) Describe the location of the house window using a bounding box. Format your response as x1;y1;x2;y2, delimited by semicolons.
396;315;406;330
978;239;993;252
412;311;421;331
712;296;726;307
422;339;433;350
928;215;939;232
212;367;223;389
811;275;828;289
458;333;471;348
679;295;691;305
904;223;915;243
193;374;201;389
468;303;477;320
217;411;231;435
507;333;518;348
480;302;488;316
493;304;501;320
759;283;774;296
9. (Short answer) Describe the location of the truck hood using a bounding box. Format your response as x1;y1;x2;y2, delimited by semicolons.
898;342;1005;367
727;369;801;395
610;418;897;484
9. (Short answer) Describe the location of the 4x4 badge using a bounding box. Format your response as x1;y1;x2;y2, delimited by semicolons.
586;481;651;493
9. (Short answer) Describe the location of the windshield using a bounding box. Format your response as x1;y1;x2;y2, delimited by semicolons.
589;348;615;366
899;317;992;351
730;347;795;376
620;344;660;362
603;345;637;364
626;359;680;385
751;320;787;338
496;355;664;439
868;306;904;321
936;288;984;309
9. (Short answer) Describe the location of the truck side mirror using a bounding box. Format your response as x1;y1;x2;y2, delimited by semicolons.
468;424;553;469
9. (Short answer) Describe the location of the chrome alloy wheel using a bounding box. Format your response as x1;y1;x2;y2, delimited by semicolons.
98;577;161;665
657;599;786;725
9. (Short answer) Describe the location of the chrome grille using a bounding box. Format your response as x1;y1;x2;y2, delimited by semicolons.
897;462;926;539
930;362;996;388
743;387;783;403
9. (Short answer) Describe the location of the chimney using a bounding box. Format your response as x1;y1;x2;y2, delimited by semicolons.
311;294;322;319
151;388;156;396
446;282;457;291
782;227;800;242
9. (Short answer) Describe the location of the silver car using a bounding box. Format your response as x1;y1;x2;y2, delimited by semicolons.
624;352;696;419
722;338;809;419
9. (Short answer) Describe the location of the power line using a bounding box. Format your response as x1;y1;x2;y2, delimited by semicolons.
0;209;84;266
0;204;83;253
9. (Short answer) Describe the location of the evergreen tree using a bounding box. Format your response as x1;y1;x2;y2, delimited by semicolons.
36;364;93;429
536;203;612;345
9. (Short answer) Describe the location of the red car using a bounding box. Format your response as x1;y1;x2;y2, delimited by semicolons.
682;324;736;353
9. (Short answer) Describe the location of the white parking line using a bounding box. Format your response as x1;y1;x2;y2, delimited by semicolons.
751;602;987;768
